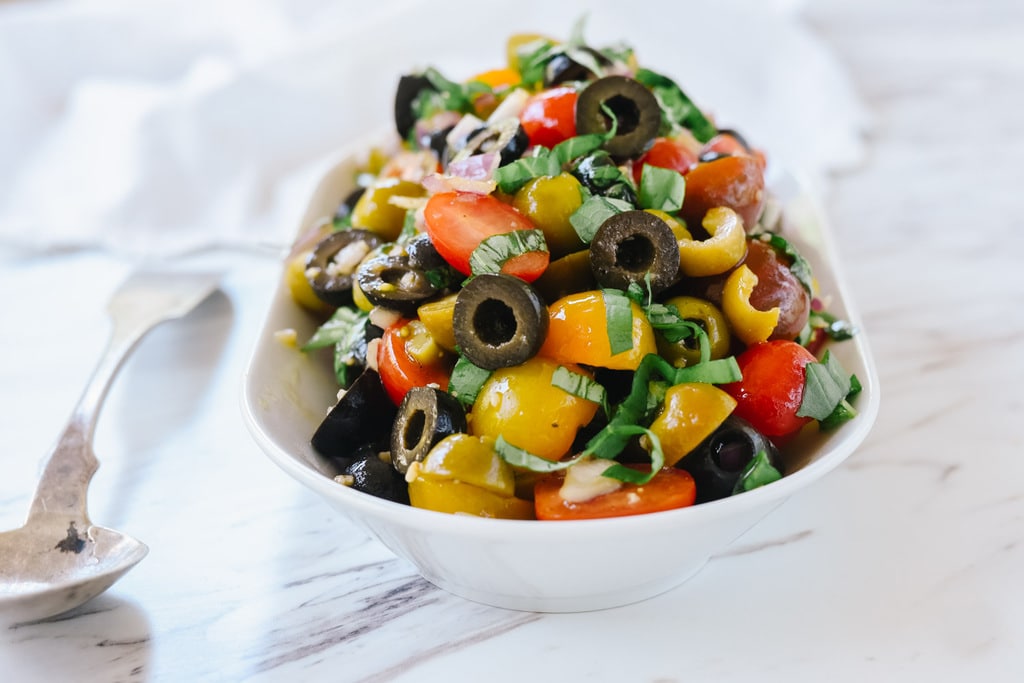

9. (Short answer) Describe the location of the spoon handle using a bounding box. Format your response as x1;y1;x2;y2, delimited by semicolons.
26;314;156;524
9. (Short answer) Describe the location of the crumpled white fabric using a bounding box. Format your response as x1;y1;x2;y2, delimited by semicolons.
0;0;867;256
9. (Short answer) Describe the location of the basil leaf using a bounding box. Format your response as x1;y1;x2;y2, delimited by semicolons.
797;351;853;420
448;356;492;407
733;450;783;494
762;233;814;293
516;39;559;88
809;309;858;341
673;356;741;385
602;288;635;356
553;133;606;166
494;435;583;472
469;229;548;275
819;398;858;431
421;66;490;114
635;67;717;143
569;194;632;243
638;164;686;212
494;151;560;194
552;365;609;416
594;425;664;485
302;307;367;351
333;341;359;388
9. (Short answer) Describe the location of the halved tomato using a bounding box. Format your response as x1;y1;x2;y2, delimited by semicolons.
376;319;454;405
423;191;549;281
534;466;697;520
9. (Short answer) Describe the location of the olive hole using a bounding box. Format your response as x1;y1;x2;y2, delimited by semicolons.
602;95;640;135
615;235;655;272
712;433;752;472
403;409;427;450
473;298;518;347
381;267;408;286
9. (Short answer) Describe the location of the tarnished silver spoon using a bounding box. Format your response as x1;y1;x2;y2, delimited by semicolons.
0;269;221;625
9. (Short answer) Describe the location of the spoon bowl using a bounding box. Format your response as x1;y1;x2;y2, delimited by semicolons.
0;269;220;625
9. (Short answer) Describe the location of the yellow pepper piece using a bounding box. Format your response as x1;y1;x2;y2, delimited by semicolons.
677;206;747;277
648;383;737;467
407;478;535;519
722;264;780;345
417;293;459;352
415;434;514;496
469;67;522;90
350;178;424;241
645;209;690;242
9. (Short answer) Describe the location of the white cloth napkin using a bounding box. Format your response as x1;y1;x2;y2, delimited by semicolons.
0;0;867;257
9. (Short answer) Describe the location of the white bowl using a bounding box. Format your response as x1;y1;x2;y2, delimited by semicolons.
241;140;880;613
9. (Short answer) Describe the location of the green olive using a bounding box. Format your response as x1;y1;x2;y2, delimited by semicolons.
656;295;732;367
575;76;661;161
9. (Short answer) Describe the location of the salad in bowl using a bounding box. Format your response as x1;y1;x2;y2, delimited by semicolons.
243;23;878;610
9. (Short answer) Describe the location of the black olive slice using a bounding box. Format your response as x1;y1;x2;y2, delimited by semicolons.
589;211;680;295
355;254;441;316
676;416;783;503
343;452;410;504
568;152;637;205
453;274;549;370
390;386;467;474
312;369;397;462
405;233;447;271
306;229;383;307
394;73;436;139
450;118;529;167
575;75;661;161
334;187;366;223
544;47;612;87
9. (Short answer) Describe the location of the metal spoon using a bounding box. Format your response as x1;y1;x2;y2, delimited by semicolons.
0;269;221;625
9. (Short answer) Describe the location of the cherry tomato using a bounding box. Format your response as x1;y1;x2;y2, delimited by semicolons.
519;86;578;149
744;239;810;341
376;319;454;405
722;340;817;440
632;136;699;185
701;132;767;169
534;467;697;520
423;191;549;281
677;155;766;232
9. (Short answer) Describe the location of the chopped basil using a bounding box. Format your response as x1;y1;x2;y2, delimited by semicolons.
602;288;635;356
673;356;742;385
634;67;717;143
553;133;606;166
797;351;854;421
419;66;491;116
638;164;686;212
551;365;609;416
494;151;561;194
301;307;367;351
448;355;492;407
398;209;418;243
590;425;664;485
469;229;548;276
569;194;632;243
515;39;560;88
495;435;583;472
733;450;783;494
761;233;814;293
809;309;858;341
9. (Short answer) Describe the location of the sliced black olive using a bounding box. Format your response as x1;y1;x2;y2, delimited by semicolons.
394;73;436;139
390;386;467;474
355;254;440;316
575;76;661;161
427;124;455;163
312;369;397;462
449;118;529;167
335;316;385;389
589;211;680;295
453;274;548;370
405;233;447;271
343;451;409;504
676;416;783;503
306;229;383;307
544;47;611;87
568;152;637;205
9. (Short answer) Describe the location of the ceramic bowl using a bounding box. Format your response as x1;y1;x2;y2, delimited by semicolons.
241;139;880;613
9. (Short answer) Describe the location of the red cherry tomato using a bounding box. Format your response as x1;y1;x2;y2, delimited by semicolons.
376;319;453;405
519;86;578;149
702;132;767;170
533;467;697;520
722;340;817;440
632;136;699;185
423;191;549;281
677;155;766;231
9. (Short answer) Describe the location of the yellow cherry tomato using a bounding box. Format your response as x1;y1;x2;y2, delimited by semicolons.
512;173;585;258
677;206;747;277
350;178;424;241
648;383;737;467
470;357;599;462
407;479;535;519
722;264;780;345
539;291;656;370
284;248;332;315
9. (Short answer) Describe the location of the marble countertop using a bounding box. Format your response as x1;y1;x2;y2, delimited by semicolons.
2;0;1023;680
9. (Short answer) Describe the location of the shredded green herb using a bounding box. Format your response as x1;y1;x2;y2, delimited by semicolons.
634;67;717;143
638;164;686;212
569;195;632;243
733;450;783;493
602;289;635;356
551;365;609;417
761;233;814;293
797;350;855;421
469;229;548;276
302;307;366;351
448;356;492;407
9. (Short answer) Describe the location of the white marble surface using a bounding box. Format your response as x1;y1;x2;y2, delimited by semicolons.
2;0;1024;680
